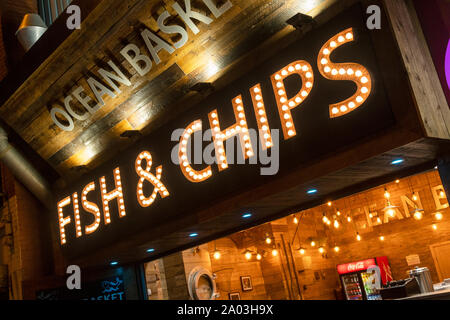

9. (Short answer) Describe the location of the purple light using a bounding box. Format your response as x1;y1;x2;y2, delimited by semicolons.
446;39;450;90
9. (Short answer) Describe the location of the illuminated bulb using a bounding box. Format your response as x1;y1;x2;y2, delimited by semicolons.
435;212;443;220
337;211;341;216
299;248;305;255
318;247;325;254
377;217;382;224
324;66;331;73
327;201;332;206
387;209;395;218
395;179;400;184
412;193;418;201
321;58;328;65
334;220;340;229
293;217;299;224
322;214;328;223
334;246;340;253
256;253;262;261
384;190;390;199
440;191;446;198
356;233;361;241
310;241;316;247
326;220;331;226
213;251;221;260
379;236;385;241
432;224;437;230
414;210;423;220
338;35;345;42
272;249;278;257
347;216;352;222
265;237;272;244
245;251;252;260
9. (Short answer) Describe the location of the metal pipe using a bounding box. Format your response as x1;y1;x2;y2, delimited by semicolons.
0;126;52;208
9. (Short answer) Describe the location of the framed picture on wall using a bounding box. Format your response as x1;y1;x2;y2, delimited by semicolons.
229;292;241;300
240;276;253;291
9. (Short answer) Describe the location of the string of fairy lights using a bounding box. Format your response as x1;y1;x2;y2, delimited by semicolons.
210;174;447;262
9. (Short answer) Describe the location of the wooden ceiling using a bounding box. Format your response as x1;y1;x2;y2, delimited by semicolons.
0;0;333;183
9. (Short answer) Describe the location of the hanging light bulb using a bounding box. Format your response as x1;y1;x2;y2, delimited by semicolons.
384;188;390;199
387;208;395;217
256;253;262;260
369;213;373;219
356;233;361;241
318;246;325;254
413;209;423;220
440;190;446;198
334;246;340;253
435;212;443;220
322;213;328;224
326;220;331;226
336;210;341;216
432;224;437;230
327;201;332;206
244;250;252;260
347;216;352;222
213;250;221;260
293;216;299;224
265;236;272;244
377;217;382;224
395;179;400;184
310;240;316;247
299;247;306;255
379;235;385;241
272;248;278;257
412;192;418;201
334;219;340;229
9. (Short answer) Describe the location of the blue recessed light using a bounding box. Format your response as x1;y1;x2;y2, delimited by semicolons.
242;213;252;219
110;261;118;266
307;189;318;194
189;233;199;238
391;159;404;165
146;248;155;253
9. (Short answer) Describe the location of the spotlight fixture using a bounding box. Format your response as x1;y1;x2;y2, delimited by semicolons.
120;130;142;139
189;82;214;93
286;13;316;30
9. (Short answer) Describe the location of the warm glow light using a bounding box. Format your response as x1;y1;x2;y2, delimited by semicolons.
256;253;262;260
271;61;314;139
265;237;272;244
100;168;126;223
318;247;325;254
336;211;341;216
413;210;423;220
379;236;385;241
82;182;101;235
412;193;418;201
213;251;221;260
327;201;332;206
333;220;340;229
334;246;340;253
272;249;279;257
299;248;305;255
435;212;443;220
178;120;212;183
356;233;361;241
250;84;273;149
136;152;170;207
347;216;352;222
209;95;253;171
432;224;438;230
387;208;395;218
395;179;400;184
384;189;390;199
293;216;299;224
440;190;446;198
57;196;72;245
245;251;252;260
310;240;316;247
317;28;372;118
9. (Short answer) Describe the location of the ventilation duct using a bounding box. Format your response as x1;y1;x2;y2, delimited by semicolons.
15;14;47;52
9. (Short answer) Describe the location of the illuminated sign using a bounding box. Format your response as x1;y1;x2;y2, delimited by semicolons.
55;5;396;256
337;258;376;275
49;0;233;131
